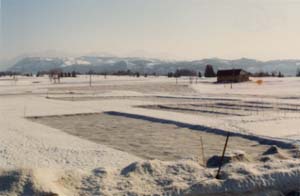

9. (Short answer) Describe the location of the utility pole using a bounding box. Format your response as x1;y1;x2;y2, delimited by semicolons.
89;70;93;87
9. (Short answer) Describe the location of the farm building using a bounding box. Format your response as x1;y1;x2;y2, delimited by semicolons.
217;69;249;83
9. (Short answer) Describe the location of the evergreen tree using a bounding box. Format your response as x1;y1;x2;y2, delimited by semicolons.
198;72;202;78
278;72;284;77
204;64;216;77
296;69;300;77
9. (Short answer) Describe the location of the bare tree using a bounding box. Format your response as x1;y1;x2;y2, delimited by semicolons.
49;68;62;84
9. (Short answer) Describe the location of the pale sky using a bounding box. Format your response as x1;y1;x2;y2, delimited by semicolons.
1;0;300;61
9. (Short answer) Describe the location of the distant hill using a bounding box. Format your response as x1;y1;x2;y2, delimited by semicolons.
7;56;300;76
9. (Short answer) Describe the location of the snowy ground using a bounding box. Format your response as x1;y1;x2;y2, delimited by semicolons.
29;113;278;163
0;75;299;195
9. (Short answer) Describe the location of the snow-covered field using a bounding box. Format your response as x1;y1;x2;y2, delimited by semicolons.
0;75;299;195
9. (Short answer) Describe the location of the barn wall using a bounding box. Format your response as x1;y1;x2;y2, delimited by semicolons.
217;75;249;83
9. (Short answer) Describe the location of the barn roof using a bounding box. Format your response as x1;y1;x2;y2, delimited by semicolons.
217;69;247;77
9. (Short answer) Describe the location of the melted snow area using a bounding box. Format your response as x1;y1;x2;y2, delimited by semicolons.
0;75;299;196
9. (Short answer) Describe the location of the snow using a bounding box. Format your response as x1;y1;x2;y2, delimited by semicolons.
62;57;91;66
0;96;140;170
0;75;299;195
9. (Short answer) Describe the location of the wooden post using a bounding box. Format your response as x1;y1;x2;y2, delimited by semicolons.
216;132;230;179
89;71;92;87
24;105;26;117
200;136;206;167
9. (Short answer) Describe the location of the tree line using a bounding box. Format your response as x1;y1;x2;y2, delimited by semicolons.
167;65;216;78
1;65;300;77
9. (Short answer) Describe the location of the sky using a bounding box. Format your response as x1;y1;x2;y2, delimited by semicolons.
1;0;300;61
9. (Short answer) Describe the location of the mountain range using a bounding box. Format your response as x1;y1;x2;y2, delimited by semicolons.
6;56;300;76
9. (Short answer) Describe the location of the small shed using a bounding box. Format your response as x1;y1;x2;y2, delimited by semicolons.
217;69;249;83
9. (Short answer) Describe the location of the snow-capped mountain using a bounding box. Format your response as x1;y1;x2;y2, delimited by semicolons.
7;56;300;76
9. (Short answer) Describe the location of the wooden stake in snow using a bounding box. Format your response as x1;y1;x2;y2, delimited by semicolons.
200;136;206;167
216;132;230;179
23;106;26;117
